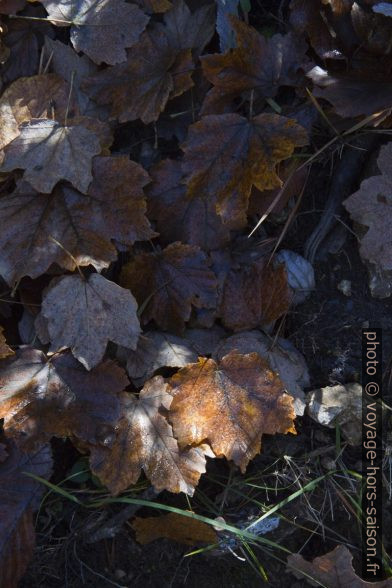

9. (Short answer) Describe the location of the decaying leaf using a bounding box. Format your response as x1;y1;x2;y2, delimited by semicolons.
40;0;149;65
157;0;215;54
0;73;73;152
0;348;127;448
182;113;307;226
0;442;52;588
118;326;224;386
37;273;141;370
0;326;13;358
147;159;232;250
219;259;291;331
1;119;101;193
90;376;207;495
343;142;392;271
214;331;309;416
83;28;193;124
121;242;217;333
168;352;296;472
287;544;392;587
132;512;217;545
202;16;308;114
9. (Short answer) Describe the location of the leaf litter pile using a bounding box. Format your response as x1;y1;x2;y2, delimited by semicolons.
0;1;391;586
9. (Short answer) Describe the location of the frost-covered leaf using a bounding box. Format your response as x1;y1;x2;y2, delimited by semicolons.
168;352;296;471
37;273;141;370
90;376;207;495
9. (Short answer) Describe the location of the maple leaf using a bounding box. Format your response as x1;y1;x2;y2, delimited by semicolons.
132;512;217;545
147;159;232;250
121;242;217;333
1;119;101;194
168;351;296;471
157;0;215;55
36;273;141;370
39;0;148;65
287;545;392;587
0;73;74;152
202;16;308;114
90;376;207;495
219;258;291;331
343;142;392;271
0;442;52;588
182;113;307;226
0;326;13;358
0;157;153;285
82;28;193;124
0;348;127;448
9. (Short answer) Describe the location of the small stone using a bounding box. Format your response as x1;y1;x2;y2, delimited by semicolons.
337;279;352;296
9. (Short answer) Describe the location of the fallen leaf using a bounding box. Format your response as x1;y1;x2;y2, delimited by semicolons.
157;0;215;54
0;0;25;14
0;444;7;462
82;28;193;124
182;113;307;226
90;376;207;495
0;326;13;358
287;544;392;587
214;331;309;416
219;259;291;331
168;351;296;471
0;348;127;448
1;119;101;193
132;512;217;545
121;242;217;333
216;0;240;52
134;0;172;12
36;273;141;370
202;16;308;114
40;0;149;65
343;141;392;271
147;159;232;250
0;73;74;152
0;442;52;588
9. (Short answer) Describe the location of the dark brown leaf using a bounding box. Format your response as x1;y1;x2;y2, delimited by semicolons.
157;0;215;54
121;242;217;333
132;512;217;545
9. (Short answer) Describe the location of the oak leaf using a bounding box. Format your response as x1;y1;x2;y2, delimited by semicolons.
0;348;127;448
147;159;232;250
1;119;101;193
0;158;152;284
287;545;392;587
219;258;291;330
343;142;392;271
82;28;193;124
132;512;217;545
168;352;296;471
0;73;74;152
0;442;52;588
36;273;141;370
121;242;217;333
182;113;307;226
202;16;308;114
90;376;207;495
40;0;149;65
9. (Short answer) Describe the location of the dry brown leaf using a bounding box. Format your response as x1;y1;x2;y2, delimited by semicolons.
202;16;308;114
182;113;307;226
0;348;127;449
219;259;291;331
0;442;52;588
132;512;217;545
40;0;149;65
82;28;193;124
1;119;101;193
0;325;13;358
90;376;207;495
0;73;74;152
168;351;296;472
121;242;217;333
287;545;392;587
37;273;141;370
343;141;392;271
147;159;232;250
